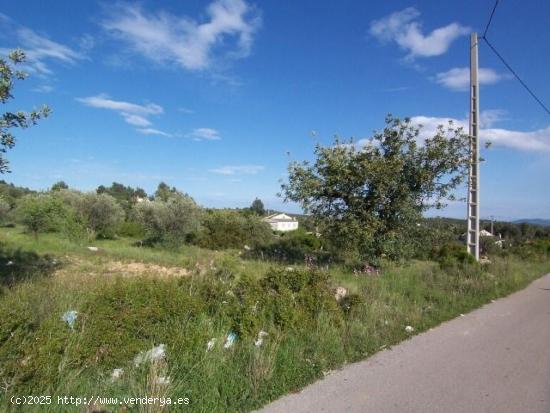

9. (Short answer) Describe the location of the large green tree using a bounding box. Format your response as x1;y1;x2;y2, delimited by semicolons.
1;50;50;173
281;115;470;261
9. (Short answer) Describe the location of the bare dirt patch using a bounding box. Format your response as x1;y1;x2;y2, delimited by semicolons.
106;261;190;277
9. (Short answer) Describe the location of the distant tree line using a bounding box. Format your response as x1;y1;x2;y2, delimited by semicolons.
1;177;548;267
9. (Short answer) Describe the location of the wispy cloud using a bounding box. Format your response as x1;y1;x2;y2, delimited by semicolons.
178;107;195;114
435;67;509;91
136;127;172;137
479;109;508;129
369;7;469;59
77;94;163;115
188;127;221;141
0;14;83;75
32;84;54;93
122;114;152;127
410;113;550;152
101;0;261;71
209;165;264;175
77;94;171;136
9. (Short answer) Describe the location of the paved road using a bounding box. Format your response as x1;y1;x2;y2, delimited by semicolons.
257;273;550;413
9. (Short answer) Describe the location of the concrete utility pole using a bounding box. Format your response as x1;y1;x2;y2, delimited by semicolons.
467;32;480;260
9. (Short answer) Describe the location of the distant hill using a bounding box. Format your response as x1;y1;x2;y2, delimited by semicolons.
513;219;550;227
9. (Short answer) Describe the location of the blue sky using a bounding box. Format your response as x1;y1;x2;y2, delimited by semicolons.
1;0;549;219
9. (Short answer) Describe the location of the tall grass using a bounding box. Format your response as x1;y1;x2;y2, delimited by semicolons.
0;228;549;412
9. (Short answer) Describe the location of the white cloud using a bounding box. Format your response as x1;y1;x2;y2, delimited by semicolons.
178;107;195;114
410;114;550;152
188;127;221;141
479;109;508;129
77;94;163;116
101;0;261;71
77;94;170;135
122;114;152;127
0;16;83;75
369;7;469;58
435;67;508;91
32;84;54;93
136;127;172;137
209;165;264;175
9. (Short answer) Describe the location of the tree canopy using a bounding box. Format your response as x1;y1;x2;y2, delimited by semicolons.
1;50;50;173
250;198;266;216
281;115;470;261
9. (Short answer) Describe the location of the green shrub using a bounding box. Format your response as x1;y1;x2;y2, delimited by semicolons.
510;239;550;260
116;220;146;238
16;194;68;237
135;195;201;247
431;242;476;270
246;229;327;264
79;193;125;239
197;209;273;250
0;196;11;225
61;210;90;244
260;268;340;329
51;190;125;239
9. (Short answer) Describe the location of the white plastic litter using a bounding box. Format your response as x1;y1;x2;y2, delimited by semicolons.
224;331;237;349
206;338;216;351
111;368;124;380
87;246;99;252
254;331;268;347
6;260;13;266
243;245;251;251
405;325;414;333
61;310;78;330
134;344;166;366
334;287;348;301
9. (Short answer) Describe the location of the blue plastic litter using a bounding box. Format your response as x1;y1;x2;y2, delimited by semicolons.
62;310;78;330
224;331;237;349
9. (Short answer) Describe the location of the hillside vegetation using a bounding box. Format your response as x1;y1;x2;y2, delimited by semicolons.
0;210;549;411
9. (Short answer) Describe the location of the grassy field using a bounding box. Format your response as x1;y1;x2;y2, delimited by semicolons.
0;226;549;412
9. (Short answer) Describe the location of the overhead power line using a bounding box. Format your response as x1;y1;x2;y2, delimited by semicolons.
479;0;550;116
482;0;500;38
482;37;550;116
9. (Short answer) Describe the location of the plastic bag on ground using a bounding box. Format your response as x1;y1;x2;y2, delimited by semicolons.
61;310;78;330
134;344;166;366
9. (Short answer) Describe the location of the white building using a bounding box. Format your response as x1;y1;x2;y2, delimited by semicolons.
263;213;299;232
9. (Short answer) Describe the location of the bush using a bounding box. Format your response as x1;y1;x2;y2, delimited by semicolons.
79;193;125;239
510;239;550;261
116;220;146;238
51;189;125;239
480;236;502;256
197;209;273;250
431;242;476;270
61;210;90;244
247;229;327;264
135;195;201;247
0;196;11;225
16;194;68;237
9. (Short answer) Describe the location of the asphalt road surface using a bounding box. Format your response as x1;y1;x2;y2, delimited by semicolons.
256;273;550;413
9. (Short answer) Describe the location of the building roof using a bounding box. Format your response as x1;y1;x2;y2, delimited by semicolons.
263;213;297;223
